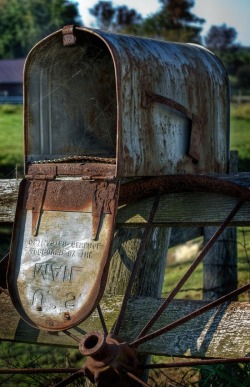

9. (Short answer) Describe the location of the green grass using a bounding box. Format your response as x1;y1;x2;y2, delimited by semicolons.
0;105;23;178
162;229;250;302
0;103;249;176
162;237;203;300
231;123;250;171
237;227;250;292
0;342;85;386
0;103;249;385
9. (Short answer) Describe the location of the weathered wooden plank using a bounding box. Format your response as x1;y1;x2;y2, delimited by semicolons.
117;193;250;226
105;227;171;298
0;293;249;358
0;179;20;222
203;153;238;301
1;177;250;225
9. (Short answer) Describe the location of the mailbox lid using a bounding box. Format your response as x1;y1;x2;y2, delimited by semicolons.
8;178;119;331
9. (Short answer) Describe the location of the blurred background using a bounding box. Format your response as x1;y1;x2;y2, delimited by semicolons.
0;1;249;385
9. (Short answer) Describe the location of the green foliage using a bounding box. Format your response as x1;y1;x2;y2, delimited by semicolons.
152;0;205;43
89;0;142;33
196;363;250;386
231;103;250;120
90;0;205;43
141;0;205;43
0;104;20;114
0;341;85;386
149;361;250;386
230;106;250;172
218;47;250;78
204;23;238;53
0;104;23;178
0;0;81;59
236;65;250;89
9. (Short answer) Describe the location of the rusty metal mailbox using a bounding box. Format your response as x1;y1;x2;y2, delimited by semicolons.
8;26;230;331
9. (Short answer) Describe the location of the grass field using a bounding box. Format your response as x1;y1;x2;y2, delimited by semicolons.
0;105;23;178
0;103;249;385
231;106;250;171
0;103;250;177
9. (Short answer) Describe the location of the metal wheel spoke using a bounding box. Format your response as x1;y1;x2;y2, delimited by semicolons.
136;199;245;340
141;357;250;369
112;191;161;336
97;303;108;335
54;370;85;386
130;283;250;348
62;330;81;343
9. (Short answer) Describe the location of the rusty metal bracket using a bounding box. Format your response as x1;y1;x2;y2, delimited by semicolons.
62;25;77;46
142;91;202;162
92;182;118;240
25;164;57;180
28;180;47;236
25;169;56;236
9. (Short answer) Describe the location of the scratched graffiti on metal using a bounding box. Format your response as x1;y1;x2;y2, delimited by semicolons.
9;210;112;330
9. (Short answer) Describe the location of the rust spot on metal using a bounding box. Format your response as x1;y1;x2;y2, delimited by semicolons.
64;312;71;320
119;175;250;205
62;25;77;46
79;331;141;386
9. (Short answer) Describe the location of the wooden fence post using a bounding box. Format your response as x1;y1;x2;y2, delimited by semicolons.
105;227;171;385
106;227;171;298
203;151;238;300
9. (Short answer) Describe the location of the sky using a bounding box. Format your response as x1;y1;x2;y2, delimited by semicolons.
73;0;250;46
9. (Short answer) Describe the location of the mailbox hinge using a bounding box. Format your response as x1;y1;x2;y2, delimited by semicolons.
92;182;118;240
62;25;77;46
25;169;56;236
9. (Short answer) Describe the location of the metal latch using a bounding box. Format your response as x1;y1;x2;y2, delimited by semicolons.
62;25;77;46
142;91;203;162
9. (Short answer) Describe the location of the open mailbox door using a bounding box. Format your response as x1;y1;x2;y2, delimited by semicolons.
8;26;230;331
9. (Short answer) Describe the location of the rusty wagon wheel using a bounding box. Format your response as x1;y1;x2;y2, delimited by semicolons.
2;175;250;386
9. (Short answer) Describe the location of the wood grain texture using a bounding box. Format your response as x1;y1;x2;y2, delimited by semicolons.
0;293;249;358
1;176;250;225
0;179;20;222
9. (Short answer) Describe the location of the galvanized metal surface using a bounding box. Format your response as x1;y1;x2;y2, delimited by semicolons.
24;27;229;176
8;178;119;331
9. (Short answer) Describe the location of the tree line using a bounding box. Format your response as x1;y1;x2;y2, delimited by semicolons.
0;0;249;90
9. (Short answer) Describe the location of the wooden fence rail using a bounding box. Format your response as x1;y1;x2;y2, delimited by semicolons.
0;175;250;359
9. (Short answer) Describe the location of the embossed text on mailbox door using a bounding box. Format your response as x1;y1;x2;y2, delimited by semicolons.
13;209;112;330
